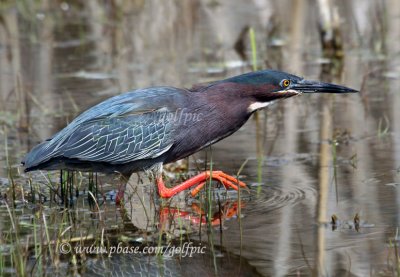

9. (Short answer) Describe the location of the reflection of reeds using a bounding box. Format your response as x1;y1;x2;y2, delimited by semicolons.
316;101;332;276
2;9;30;132
236;158;248;259
316;0;344;61
377;114;390;139
331;136;338;203
16;73;29;131
4;126;16;206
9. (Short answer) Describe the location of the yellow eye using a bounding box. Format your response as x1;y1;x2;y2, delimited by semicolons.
282;79;290;87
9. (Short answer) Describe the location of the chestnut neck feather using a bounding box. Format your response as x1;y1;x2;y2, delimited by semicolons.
199;81;287;104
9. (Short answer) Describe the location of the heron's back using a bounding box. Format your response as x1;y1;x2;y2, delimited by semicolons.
23;87;187;174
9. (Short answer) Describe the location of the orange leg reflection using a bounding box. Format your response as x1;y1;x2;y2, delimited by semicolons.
159;201;245;227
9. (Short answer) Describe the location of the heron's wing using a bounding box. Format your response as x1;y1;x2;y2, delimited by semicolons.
61;113;174;164
23;87;185;169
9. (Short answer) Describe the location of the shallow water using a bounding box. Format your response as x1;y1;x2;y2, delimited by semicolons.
1;0;400;276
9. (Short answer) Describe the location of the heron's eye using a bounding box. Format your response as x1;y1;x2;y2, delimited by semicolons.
281;79;291;88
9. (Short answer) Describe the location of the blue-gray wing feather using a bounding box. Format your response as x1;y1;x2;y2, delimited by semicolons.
62;115;173;163
23;87;185;169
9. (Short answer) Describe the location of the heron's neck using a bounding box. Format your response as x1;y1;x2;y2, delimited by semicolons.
199;82;271;115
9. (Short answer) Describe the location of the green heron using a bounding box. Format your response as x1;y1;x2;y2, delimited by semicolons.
23;70;357;201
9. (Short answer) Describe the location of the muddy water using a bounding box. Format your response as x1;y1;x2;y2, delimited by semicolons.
1;0;400;276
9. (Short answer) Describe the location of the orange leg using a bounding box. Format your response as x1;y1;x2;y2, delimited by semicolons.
157;171;247;198
191;182;206;197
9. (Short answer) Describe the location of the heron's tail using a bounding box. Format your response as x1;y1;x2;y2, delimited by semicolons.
22;141;58;172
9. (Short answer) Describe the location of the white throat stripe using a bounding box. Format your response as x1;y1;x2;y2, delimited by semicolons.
247;102;271;112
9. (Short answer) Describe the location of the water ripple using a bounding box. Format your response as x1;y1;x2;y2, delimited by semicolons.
248;182;317;212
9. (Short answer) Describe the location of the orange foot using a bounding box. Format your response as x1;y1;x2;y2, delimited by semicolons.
157;171;247;198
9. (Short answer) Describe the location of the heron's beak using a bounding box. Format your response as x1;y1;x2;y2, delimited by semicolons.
291;79;358;94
